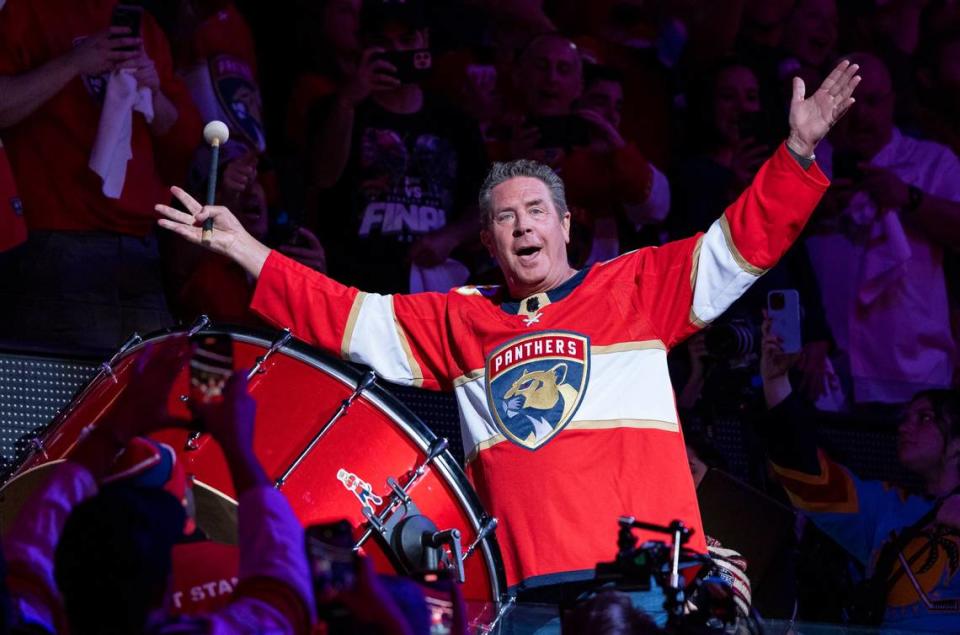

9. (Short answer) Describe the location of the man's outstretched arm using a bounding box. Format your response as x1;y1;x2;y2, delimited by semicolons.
638;60;860;348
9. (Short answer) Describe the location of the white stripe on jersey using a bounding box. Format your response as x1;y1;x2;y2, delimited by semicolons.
455;345;680;461
691;217;762;324
344;294;419;386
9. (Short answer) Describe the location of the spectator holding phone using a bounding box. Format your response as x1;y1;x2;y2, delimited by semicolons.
2;341;314;634
0;0;201;352
758;314;960;631
805;52;960;408
560;64;671;265
295;0;487;294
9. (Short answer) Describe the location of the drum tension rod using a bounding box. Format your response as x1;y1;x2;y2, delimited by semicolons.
274;370;377;487
462;516;498;562
248;329;293;379
355;437;448;546
101;332;143;383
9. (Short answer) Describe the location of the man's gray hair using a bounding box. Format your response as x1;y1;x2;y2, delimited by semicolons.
478;159;569;227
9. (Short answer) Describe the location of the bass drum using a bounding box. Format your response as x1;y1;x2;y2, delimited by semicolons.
0;325;506;616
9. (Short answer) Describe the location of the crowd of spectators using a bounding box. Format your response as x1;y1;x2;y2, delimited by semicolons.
1;0;960;632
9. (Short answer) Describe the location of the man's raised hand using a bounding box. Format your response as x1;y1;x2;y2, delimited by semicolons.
155;186;270;278
787;59;861;158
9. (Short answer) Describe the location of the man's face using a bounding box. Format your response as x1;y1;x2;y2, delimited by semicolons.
578;79;624;130
783;0;838;67
481;177;571;298
897;397;949;475
322;0;362;55
712;65;761;145
830;55;894;159
517;36;582;116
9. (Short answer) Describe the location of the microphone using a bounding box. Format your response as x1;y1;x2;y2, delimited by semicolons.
201;121;230;244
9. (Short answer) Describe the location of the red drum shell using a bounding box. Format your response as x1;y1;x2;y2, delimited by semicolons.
5;327;505;608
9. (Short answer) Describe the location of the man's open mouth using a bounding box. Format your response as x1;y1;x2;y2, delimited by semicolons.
516;246;542;258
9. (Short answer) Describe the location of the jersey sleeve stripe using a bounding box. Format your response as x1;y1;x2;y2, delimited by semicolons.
345;293;417;385
692;219;762;324
392;298;425;389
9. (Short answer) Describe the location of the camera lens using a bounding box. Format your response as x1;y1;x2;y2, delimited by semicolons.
769;292;785;311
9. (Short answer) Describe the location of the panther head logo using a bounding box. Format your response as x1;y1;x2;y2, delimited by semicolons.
486;332;590;451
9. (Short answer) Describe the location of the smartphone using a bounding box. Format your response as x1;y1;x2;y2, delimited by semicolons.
374;48;432;85
767;289;802;354
306;520;357;600
188;333;234;408
110;4;143;51
832;150;864;182
409;571;456;635
530;115;592;149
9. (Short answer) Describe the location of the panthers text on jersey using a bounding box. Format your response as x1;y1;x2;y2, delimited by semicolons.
251;143;829;590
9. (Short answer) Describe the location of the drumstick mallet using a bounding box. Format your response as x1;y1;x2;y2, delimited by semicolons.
201;120;230;244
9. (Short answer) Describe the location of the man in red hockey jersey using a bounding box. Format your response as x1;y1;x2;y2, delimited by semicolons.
157;61;860;601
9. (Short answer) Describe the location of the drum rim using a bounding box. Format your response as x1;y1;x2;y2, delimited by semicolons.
140;324;508;601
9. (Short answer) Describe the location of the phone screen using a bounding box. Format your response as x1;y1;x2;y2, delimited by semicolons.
305;520;356;599
375;49;432;85
188;333;234;407
110;4;143;51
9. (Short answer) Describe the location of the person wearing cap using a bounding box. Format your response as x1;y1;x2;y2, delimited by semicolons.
157;60;860;624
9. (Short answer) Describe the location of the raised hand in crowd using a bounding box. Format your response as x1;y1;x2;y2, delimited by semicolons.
797;340;832;402
222;152;259;208
339;47;400;107
760;314;801;409
70;339;192;479
69;26;141;76
575;108;625;151
124;45;161;92
786;59;861;157
277;227;327;272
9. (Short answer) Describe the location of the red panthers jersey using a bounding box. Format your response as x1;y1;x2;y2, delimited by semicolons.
251;144;829;589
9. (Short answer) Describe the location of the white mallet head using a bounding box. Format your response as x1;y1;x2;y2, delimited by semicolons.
203;120;230;147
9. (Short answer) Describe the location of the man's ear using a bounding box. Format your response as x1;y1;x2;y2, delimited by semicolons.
562;211;571;244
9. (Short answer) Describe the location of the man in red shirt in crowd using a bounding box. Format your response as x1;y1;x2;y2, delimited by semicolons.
0;0;201;351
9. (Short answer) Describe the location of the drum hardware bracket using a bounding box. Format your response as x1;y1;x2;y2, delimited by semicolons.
462;515;498;562
274;370;377;487
354;437;448;549
187;314;211;336
248;329;293;378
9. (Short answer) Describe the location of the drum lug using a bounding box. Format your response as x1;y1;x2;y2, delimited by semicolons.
29;437;48;461
187;315;211;336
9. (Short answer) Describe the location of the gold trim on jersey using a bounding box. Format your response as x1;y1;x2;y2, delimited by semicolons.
391;296;424;388
719;215;766;276
341;292;366;359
